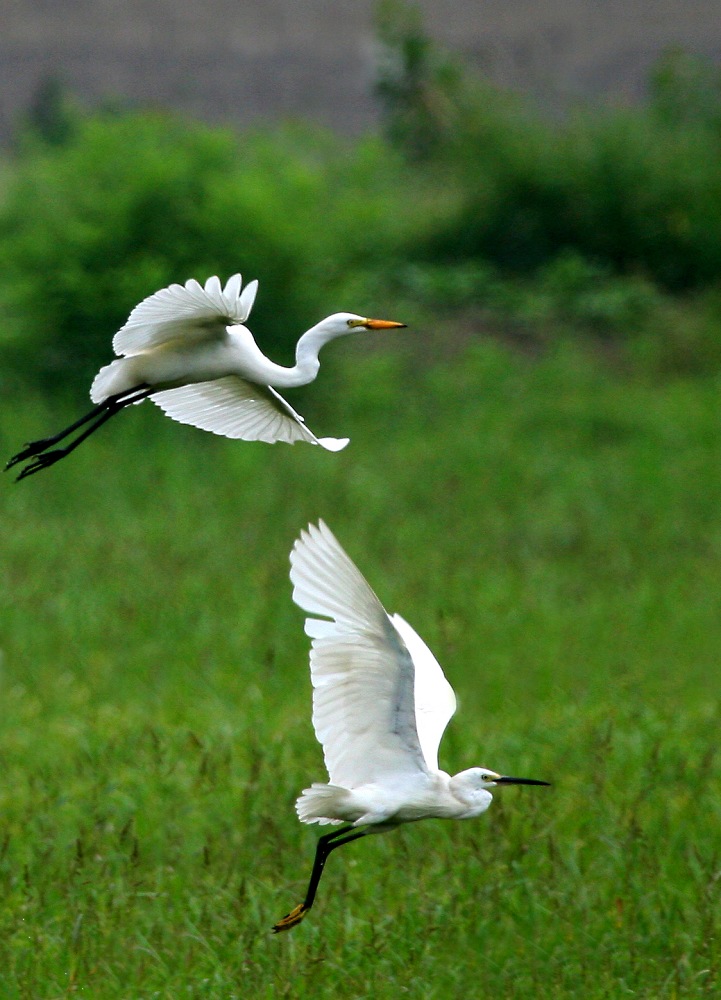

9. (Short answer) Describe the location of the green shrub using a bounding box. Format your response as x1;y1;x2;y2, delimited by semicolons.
3;19;721;393
0;113;410;393
414;96;721;291
375;9;721;292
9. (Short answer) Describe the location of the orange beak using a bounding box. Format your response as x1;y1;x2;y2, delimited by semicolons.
363;319;407;330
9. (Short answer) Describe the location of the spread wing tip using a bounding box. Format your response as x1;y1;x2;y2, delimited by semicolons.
316;437;350;452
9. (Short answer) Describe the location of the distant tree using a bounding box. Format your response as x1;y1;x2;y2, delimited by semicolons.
23;74;78;147
649;48;721;132
373;0;465;160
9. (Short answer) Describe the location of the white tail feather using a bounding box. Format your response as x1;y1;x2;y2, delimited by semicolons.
90;360;128;403
295;783;349;826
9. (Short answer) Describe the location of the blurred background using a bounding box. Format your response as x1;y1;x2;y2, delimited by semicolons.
3;0;721;137
1;0;721;388
1;2;720;996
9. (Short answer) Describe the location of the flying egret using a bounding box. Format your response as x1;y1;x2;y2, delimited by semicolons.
272;520;550;932
6;274;405;480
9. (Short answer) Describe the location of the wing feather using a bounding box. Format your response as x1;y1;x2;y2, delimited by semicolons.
290;521;443;788
390;613;456;772
113;274;259;356
149;377;346;449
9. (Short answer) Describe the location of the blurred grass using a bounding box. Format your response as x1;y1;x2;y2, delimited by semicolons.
1;335;720;997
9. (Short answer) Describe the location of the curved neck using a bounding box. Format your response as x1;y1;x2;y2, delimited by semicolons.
238;319;346;388
292;324;341;383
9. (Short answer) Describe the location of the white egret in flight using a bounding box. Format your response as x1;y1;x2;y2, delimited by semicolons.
6;275;405;480
272;520;549;932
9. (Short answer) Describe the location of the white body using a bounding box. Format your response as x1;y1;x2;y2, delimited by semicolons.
89;275;382;451
290;522;502;830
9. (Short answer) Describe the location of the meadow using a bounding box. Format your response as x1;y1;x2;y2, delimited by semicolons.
1;330;720;998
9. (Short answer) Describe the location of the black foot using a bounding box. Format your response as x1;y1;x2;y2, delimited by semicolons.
5;438;55;471
14;449;69;481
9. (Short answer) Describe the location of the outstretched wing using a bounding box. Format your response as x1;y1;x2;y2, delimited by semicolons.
150;377;349;451
113;274;258;357
290;521;445;788
389;613;456;772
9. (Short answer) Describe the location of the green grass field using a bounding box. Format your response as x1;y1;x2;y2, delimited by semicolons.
1;336;720;998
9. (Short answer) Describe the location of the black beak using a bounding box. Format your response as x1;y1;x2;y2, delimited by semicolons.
495;776;551;786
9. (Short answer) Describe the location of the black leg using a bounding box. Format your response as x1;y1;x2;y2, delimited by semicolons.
272;825;369;933
7;386;152;481
7;398;114;468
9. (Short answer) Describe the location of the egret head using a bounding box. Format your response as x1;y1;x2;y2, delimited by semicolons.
317;313;406;339
450;767;550;810
451;767;501;796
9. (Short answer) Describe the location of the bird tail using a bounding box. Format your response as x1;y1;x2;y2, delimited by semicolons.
295;783;349;826
90;359;130;403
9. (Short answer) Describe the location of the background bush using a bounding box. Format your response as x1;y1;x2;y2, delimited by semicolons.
0;115;410;393
0;15;720;393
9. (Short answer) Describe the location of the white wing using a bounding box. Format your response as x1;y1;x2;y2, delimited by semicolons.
113;275;259;356
290;520;434;788
390;613;456;772
149;377;348;450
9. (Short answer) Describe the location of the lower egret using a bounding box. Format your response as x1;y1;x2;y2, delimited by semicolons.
272;520;549;932
6;274;405;480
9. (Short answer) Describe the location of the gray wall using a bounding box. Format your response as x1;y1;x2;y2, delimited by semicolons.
2;1;720;141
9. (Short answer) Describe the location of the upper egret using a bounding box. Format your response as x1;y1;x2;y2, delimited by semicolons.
6;274;405;480
272;520;549;932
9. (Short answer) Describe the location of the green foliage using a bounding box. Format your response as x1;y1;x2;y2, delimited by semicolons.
376;7;721;294
1;340;720;996
0;113;241;390
2;11;721;394
414;85;721;291
0;114;408;393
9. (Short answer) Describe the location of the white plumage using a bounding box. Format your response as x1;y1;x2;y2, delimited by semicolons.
110;273;258;357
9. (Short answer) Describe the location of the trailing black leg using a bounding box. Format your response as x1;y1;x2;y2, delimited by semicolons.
7;386;152;481
272;825;368;932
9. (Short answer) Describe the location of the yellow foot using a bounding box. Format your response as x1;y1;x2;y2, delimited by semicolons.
272;903;308;933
